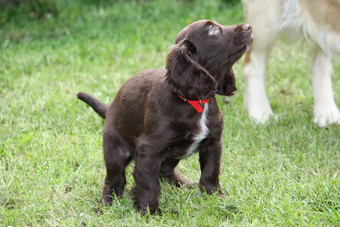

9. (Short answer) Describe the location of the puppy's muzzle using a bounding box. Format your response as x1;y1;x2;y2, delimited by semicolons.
233;24;253;46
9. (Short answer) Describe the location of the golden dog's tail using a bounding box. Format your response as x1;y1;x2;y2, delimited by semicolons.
77;92;108;119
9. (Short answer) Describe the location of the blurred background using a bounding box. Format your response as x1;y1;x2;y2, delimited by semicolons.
0;0;245;104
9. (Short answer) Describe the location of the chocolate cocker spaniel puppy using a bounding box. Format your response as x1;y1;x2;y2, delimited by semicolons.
77;20;252;215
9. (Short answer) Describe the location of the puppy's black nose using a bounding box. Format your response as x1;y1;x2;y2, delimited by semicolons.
242;24;252;31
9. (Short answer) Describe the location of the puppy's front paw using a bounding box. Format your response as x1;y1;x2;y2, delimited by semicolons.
139;206;162;216
100;195;113;206
199;183;223;196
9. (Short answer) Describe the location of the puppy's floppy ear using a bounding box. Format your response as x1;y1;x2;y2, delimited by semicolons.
216;68;237;96
166;40;217;100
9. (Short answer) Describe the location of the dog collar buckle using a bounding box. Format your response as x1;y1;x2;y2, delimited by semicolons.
177;94;187;102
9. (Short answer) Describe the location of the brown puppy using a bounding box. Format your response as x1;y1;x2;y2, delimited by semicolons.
78;20;252;215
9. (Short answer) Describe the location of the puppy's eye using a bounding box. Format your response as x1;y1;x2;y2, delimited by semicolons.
209;25;221;35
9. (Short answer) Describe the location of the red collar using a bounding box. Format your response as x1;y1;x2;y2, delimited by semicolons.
177;94;211;113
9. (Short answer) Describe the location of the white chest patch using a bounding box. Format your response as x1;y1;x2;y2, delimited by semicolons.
177;104;210;159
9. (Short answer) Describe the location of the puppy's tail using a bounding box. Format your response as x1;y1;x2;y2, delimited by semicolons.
77;92;108;119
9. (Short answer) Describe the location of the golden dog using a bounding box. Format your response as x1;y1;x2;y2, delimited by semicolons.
242;0;340;127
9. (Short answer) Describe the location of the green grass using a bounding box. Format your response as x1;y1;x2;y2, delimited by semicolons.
1;0;339;225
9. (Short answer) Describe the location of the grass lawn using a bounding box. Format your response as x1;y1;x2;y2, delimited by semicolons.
1;0;339;225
